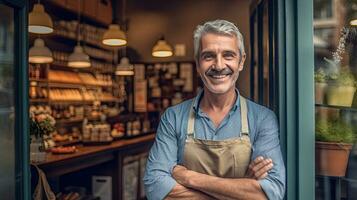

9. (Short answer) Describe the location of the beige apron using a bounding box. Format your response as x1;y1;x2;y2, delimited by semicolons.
183;96;252;178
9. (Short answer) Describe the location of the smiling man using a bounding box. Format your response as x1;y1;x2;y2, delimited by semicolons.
144;20;285;200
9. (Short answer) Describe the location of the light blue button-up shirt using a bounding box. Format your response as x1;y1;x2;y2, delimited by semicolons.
144;89;286;200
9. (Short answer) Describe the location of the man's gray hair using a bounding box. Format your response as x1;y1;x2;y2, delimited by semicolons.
193;19;245;63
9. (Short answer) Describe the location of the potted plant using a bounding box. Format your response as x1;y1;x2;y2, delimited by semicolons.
315;118;355;176
314;68;328;104
30;113;56;162
324;58;357;107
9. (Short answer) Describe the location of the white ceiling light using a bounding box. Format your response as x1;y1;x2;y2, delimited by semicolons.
152;37;173;57
350;19;357;26
68;45;91;68
28;3;53;34
102;24;127;46
68;0;90;68
115;57;134;76
29;38;53;64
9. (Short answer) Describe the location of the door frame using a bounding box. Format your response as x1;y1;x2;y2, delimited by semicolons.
281;0;315;199
251;0;315;199
0;0;29;199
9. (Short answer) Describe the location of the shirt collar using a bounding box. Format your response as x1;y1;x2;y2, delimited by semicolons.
192;88;241;113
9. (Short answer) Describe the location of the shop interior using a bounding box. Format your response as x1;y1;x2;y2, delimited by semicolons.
28;0;252;199
0;0;355;199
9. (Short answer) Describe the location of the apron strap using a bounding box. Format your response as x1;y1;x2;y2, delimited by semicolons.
239;96;249;135
187;98;196;137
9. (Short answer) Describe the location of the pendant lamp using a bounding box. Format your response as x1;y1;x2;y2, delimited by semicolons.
102;0;127;47
68;45;91;68
102;24;127;46
29;3;53;34
350;6;357;26
115;57;134;76
29;38;53;63
68;0;90;68
152;36;173;57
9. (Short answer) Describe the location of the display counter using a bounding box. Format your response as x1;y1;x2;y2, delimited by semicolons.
32;133;155;199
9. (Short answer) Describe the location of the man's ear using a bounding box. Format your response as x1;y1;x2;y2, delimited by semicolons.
238;53;246;71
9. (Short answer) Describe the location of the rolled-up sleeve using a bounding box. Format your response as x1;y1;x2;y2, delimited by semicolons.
144;109;178;200
253;109;286;200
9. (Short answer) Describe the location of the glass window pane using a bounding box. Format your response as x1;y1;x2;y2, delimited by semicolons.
314;0;357;199
0;4;15;199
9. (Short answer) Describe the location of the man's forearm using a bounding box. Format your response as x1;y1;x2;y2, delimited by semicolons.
165;183;216;200
183;171;267;200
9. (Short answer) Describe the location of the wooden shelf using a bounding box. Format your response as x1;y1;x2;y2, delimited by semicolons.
29;99;120;105
47;100;95;105
29;78;48;82
55;139;82;147
30;99;49;103
50;62;114;74
55;117;87;124
55;115;118;124
315;104;357;111
48;81;112;89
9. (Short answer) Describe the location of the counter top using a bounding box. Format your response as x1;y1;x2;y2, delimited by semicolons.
32;133;155;177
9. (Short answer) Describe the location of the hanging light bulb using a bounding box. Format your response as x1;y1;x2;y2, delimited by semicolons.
152;37;173;57
349;7;357;26
351;19;357;26
115;57;134;76
102;24;127;46
68;0;90;68
28;3;53;34
29;38;53;63
68;45;91;68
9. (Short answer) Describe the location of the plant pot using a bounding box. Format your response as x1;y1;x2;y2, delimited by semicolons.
315;82;327;104
30;135;46;163
326;84;356;107
315;141;352;177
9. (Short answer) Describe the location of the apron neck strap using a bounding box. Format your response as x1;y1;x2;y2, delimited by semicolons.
187;95;249;137
187;100;196;137
239;96;249;135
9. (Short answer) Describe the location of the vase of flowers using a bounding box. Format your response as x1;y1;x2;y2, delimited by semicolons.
30;113;55;162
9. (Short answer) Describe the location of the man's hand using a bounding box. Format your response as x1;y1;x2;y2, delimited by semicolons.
172;165;191;186
245;156;273;180
169;166;217;200
172;164;268;200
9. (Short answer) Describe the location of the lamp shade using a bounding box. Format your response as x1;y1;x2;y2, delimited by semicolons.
29;3;53;34
102;24;127;46
152;39;173;57
29;38;53;64
351;19;357;26
68;45;91;68
115;57;134;76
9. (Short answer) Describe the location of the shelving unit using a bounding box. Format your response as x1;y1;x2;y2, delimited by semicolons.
315;103;357;112
28;0;123;151
139;61;198;112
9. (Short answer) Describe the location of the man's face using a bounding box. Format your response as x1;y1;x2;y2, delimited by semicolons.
197;33;245;94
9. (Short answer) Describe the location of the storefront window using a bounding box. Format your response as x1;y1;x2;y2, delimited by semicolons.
314;0;357;199
0;4;15;199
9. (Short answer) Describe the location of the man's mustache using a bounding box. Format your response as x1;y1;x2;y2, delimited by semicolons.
205;67;233;76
